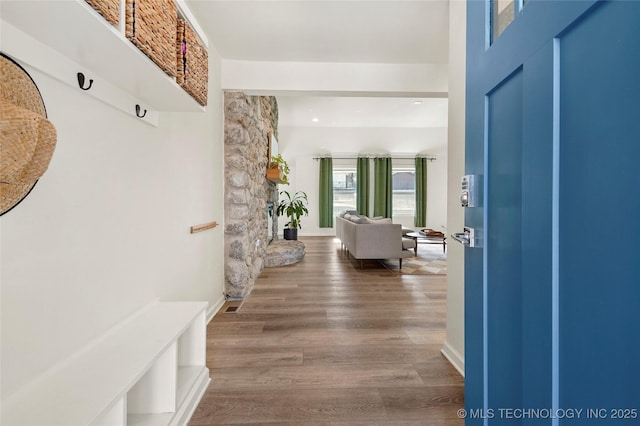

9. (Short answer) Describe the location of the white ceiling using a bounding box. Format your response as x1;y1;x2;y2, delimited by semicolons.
277;96;448;127
187;1;450;131
187;1;449;64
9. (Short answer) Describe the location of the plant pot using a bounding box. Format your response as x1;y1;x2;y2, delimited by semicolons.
283;228;298;240
266;166;285;184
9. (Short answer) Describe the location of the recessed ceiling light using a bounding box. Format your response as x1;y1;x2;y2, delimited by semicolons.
412;100;423;105
312;117;319;122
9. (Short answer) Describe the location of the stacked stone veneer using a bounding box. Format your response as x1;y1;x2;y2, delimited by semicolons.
224;92;278;299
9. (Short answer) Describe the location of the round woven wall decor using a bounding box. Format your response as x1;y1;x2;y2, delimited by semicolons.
0;53;57;216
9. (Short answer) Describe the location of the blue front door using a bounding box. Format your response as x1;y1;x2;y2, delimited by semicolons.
465;1;640;424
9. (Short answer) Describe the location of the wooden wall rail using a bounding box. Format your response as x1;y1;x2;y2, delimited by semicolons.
190;221;218;234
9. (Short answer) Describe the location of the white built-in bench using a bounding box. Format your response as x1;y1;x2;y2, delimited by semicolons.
2;302;210;426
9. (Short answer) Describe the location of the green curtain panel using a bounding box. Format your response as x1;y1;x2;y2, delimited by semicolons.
373;157;393;218
414;157;428;227
318;157;334;228
356;157;370;216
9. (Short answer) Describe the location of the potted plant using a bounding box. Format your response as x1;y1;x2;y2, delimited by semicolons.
277;190;308;240
267;154;290;185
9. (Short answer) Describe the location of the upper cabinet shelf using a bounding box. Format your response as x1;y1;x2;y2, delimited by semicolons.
1;0;207;112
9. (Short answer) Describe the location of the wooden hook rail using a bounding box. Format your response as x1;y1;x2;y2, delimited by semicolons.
190;221;218;234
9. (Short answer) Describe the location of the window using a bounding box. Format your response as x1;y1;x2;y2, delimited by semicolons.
333;168;357;217
331;163;418;218
491;0;527;43
392;167;415;216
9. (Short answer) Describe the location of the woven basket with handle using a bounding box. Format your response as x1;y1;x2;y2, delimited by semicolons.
176;18;208;106
85;0;119;27
126;0;177;78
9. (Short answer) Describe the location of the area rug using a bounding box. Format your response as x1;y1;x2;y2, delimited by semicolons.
379;244;447;275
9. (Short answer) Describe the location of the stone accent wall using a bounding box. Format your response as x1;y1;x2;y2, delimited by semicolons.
261;96;280;227
224;92;278;299
261;96;278;138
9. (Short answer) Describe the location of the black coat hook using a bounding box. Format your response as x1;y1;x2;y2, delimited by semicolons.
135;104;147;118
77;72;93;90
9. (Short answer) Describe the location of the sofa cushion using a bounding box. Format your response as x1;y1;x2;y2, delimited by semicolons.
349;215;364;223
402;238;416;250
339;210;357;218
402;226;415;236
361;216;392;224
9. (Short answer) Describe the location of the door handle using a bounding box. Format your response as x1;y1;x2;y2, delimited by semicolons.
451;227;480;247
451;232;470;246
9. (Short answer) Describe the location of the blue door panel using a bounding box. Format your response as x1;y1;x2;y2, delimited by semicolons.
466;0;640;423
521;43;554;421
465;6;490;416
465;249;486;426
464;3;489;423
487;69;524;419
559;0;640;415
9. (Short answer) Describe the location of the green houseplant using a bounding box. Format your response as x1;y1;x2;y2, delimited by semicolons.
277;190;308;240
267;154;290;185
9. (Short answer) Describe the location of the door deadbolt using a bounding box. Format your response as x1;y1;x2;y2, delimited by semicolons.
461;175;479;207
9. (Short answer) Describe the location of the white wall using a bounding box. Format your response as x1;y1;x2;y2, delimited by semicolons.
278;125;448;236
442;0;466;376
0;35;225;398
223;60;448;96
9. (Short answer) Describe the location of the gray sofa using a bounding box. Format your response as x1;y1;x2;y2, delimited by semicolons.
336;215;415;269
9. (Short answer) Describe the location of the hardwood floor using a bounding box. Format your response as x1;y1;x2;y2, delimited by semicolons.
191;237;464;425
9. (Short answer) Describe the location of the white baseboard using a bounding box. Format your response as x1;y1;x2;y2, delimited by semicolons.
206;296;225;324
172;367;211;426
441;340;465;378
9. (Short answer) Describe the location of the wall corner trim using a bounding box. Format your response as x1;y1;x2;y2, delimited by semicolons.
206;296;225;324
441;340;465;378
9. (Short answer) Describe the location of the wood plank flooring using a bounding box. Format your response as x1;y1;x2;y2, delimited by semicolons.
190;237;464;425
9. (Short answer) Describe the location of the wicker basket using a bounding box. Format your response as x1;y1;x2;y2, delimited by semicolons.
126;0;177;78
176;18;208;106
85;0;119;27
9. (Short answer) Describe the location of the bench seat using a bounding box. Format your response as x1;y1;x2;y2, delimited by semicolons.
2;302;210;426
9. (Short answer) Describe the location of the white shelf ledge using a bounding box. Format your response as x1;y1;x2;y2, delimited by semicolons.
1;0;205;113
